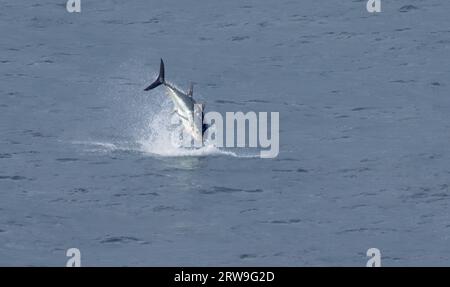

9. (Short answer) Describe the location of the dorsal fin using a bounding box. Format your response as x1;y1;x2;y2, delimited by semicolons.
187;82;194;97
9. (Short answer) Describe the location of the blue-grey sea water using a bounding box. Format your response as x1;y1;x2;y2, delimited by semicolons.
1;0;450;266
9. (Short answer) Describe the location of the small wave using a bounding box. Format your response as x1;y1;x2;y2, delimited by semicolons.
139;141;239;157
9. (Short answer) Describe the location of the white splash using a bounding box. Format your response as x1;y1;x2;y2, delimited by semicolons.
70;140;119;153
137;99;238;157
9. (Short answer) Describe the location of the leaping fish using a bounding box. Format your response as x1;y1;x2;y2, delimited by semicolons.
144;59;209;144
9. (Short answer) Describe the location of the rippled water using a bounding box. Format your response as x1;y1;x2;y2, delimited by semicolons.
1;0;450;266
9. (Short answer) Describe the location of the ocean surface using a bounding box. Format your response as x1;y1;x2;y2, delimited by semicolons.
1;0;450;266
